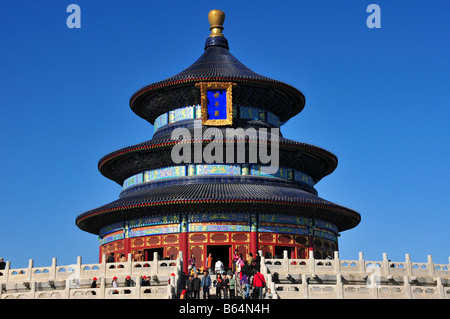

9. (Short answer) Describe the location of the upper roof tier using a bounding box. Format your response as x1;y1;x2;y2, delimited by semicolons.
130;10;306;125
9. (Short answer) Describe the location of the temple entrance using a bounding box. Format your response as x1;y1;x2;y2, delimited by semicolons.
207;245;231;270
144;247;164;261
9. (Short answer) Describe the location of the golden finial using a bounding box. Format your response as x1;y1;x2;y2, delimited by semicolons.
208;9;225;37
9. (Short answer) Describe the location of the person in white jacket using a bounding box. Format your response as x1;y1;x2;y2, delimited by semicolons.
214;258;224;274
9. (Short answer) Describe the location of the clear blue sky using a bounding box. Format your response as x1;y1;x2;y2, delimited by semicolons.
0;0;448;268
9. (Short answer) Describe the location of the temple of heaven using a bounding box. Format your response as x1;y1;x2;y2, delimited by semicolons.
76;10;361;271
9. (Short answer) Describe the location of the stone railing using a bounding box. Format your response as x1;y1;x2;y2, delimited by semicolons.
259;251;450;299
2;251;449;299
0;252;183;299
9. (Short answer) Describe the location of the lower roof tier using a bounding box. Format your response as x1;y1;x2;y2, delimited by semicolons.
76;180;360;235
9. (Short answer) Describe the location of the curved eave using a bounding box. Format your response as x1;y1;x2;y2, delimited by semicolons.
130;76;305;109
76;183;360;235
129;76;305;124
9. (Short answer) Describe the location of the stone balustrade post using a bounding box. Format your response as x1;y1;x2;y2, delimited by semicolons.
301;274;308;299
309;252;315;273
403;275;412;299
127;253;132;274
359;252;366;273
167;283;174;299
266;273;272;288
30;280;36;299
176;254;181;270
283;250;289;272
334;251;341;273
382;253;389;275
101;254;107;277
405;253;413;275
76;256;82;279
27;259;34;281
62;284;70;299
178;251;183;272
370;273;378;299
64;276;71;299
153;252;159;274
99;276;106;299
170;273;177;295
427;255;435;276
135;276;141;299
260;256;266;274
436;276;444;299
4;260;11;282
336;273;343;299
270;281;277;299
50;257;57;280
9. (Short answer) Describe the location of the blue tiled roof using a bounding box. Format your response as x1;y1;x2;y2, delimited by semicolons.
76;179;360;235
130;35;305;124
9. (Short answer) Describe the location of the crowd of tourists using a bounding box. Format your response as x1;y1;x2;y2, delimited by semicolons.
179;250;273;299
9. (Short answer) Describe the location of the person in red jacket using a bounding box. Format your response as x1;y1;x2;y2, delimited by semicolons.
252;270;266;299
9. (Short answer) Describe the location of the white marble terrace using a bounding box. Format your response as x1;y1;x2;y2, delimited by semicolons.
1;251;449;299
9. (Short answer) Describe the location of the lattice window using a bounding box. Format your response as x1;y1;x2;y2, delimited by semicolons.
232;233;248;242
164;234;179;244
278;234;292;244
235;245;248;259
147;236;160;245
259;233;274;242
167;246;179;260
190;245;204;269
132;238;144;248
210;233;228;243
190;233;207;243
116;241;124;250
102;243;115;254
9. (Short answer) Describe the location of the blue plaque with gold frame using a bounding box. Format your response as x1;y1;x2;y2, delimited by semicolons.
196;82;235;126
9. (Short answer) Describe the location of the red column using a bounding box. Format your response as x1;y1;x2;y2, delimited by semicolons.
250;213;258;254
124;238;131;258
308;228;314;259
98;246;103;263
180;213;189;274
124;223;131;261
250;232;258;255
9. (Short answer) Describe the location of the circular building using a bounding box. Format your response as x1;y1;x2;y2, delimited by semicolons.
76;10;360;271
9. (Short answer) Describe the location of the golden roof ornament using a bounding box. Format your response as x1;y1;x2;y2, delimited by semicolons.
208;9;225;37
